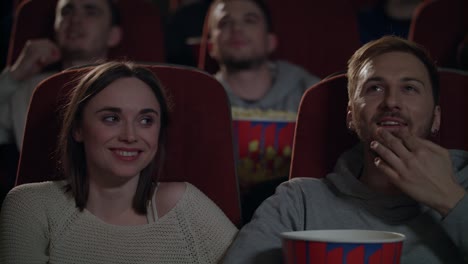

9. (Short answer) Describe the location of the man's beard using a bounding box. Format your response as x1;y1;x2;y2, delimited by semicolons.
63;49;87;60
353;111;436;144
221;54;268;72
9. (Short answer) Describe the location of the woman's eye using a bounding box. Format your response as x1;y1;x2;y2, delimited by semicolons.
140;117;154;126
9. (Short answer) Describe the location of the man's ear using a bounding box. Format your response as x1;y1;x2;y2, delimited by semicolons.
431;105;441;132
346;104;354;131
267;33;278;54
107;26;122;48
207;38;216;59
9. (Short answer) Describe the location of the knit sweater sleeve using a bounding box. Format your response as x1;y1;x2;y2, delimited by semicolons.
180;183;238;264
222;179;306;264
0;183;50;264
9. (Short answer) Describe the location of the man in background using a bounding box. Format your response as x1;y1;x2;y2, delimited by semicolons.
208;0;320;223
0;0;122;149
0;0;122;205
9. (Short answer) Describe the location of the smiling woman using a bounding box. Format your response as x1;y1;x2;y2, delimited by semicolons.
60;62;168;216
0;62;238;263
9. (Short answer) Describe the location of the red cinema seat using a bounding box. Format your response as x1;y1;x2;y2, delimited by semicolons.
409;0;467;68
290;74;357;179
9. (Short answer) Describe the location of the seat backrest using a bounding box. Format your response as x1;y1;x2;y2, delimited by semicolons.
290;69;468;179
0;144;19;205
198;0;361;78
290;74;358;179
408;0;467;68
437;68;468;149
16;64;242;226
265;0;361;78
7;0;165;66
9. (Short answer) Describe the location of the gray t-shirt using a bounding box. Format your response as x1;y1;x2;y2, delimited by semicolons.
215;60;320;112
215;61;321;193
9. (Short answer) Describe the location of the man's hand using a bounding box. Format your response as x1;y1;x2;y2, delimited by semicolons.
9;39;61;81
370;128;466;217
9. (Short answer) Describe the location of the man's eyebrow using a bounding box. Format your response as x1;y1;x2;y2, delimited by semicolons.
245;12;261;19
61;2;74;10
83;3;102;11
401;77;425;86
363;76;384;83
363;76;425;86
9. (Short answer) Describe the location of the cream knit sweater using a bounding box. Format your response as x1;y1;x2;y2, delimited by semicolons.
0;181;238;263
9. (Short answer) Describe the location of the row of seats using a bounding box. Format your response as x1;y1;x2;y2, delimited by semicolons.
6;65;468;226
8;0;468;79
